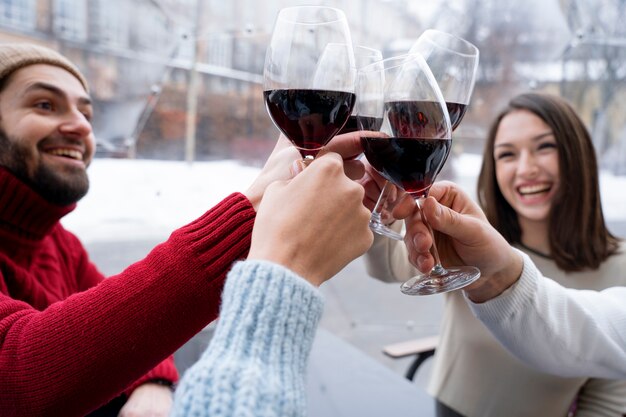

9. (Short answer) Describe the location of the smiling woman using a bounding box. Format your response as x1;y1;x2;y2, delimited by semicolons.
491;110;560;253
478;93;619;271
364;92;626;417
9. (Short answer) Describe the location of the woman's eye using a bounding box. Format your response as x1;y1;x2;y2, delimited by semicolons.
496;152;514;160
538;142;557;151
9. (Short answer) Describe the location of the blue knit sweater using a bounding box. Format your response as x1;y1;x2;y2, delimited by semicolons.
172;260;324;417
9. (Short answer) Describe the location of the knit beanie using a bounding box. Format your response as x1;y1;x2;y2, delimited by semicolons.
0;43;88;91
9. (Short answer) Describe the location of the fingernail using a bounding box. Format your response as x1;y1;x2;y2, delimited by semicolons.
434;202;442;218
291;160;303;175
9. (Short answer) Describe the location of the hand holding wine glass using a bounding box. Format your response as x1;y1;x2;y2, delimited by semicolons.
263;6;356;163
358;53;480;295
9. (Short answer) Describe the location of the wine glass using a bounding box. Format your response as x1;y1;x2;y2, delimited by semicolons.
358;54;481;295
399;31;480;295
263;6;356;163
337;45;383;135
330;45;404;239
409;30;479;131
369;31;479;241
353;54;404;240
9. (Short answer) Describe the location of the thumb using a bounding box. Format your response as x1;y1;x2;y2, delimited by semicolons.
290;159;306;177
422;196;482;245
325;132;363;160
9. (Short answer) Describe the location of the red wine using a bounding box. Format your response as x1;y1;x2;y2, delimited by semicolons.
386;100;450;139
264;89;356;158
447;102;468;131
361;136;451;197
338;115;383;134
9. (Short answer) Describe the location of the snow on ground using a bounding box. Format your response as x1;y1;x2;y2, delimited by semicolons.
62;159;261;243
62;155;626;244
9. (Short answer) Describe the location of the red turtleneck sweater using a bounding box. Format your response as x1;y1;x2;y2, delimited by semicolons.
0;168;255;416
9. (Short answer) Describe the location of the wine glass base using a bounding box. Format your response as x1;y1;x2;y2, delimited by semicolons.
369;219;403;240
400;266;481;296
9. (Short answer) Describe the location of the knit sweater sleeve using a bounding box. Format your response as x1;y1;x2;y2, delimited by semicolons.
172;260;324;417
67;233;181;394
467;250;626;379
0;193;255;417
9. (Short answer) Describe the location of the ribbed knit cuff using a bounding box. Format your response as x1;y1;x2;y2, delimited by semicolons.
466;249;539;324
156;192;255;290
172;260;323;417
213;260;324;361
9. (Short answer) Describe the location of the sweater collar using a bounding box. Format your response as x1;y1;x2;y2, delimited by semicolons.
0;167;76;240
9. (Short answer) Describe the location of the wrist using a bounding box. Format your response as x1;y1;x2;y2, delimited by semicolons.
247;250;324;287
243;185;263;211
145;378;175;392
464;249;523;303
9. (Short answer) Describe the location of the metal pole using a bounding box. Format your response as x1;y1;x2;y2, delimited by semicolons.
185;0;202;164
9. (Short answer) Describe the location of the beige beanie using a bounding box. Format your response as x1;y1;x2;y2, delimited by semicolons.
0;43;88;91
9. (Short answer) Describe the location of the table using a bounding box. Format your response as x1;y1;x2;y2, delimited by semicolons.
307;329;435;417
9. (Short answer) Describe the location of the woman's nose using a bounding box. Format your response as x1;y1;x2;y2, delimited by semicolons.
516;151;539;177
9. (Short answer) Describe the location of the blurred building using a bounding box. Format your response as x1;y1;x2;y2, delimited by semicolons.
2;0;623;170
0;0;422;163
0;0;180;157
420;0;626;171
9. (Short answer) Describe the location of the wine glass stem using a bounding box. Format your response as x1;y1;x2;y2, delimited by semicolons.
302;155;315;167
416;197;446;276
371;181;392;223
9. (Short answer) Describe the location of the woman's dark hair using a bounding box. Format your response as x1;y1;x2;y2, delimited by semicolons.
477;92;620;271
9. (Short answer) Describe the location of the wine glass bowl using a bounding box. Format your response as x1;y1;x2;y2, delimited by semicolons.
409;30;479;129
338;45;383;135
263;6;356;161
359;54;451;200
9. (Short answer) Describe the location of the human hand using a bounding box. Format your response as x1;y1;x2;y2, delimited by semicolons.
245;134;365;210
248;152;373;286
118;382;172;417
244;136;300;210
393;181;523;302
333;130;402;222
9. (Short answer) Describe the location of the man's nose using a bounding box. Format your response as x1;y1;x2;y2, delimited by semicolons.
58;109;92;138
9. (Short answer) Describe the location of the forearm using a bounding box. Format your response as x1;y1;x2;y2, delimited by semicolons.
0;193;255;417
172;260;323;417
468;252;626;379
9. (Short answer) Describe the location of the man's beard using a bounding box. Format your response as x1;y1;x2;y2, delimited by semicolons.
0;128;90;206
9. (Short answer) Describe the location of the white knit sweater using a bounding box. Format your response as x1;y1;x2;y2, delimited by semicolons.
469;250;626;380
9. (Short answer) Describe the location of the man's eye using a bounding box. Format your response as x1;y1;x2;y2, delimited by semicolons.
34;101;53;110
